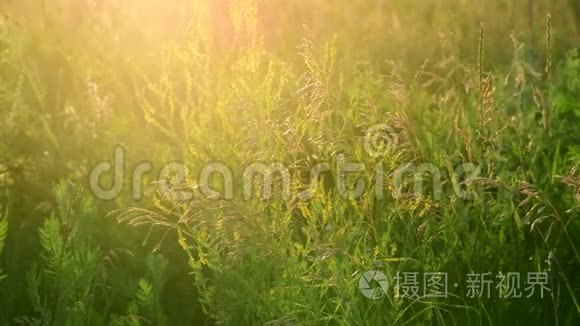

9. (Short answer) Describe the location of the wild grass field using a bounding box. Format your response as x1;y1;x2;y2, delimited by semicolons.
0;0;579;325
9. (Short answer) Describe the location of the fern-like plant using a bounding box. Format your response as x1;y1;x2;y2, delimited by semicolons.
26;180;103;325
0;208;7;283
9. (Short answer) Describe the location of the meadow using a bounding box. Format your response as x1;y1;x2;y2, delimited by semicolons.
0;0;579;325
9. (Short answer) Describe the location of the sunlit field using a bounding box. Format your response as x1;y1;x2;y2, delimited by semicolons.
1;0;579;325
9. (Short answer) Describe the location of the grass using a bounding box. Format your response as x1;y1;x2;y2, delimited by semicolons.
0;0;579;325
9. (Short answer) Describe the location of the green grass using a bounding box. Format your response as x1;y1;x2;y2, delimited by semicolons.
0;0;579;325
